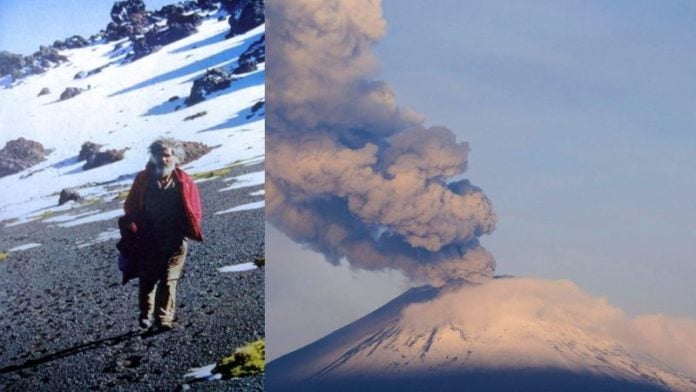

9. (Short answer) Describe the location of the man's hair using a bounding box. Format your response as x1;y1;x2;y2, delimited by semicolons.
148;138;185;164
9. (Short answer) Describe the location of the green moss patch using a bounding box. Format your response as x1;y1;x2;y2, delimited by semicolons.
191;167;233;180
214;339;265;378
115;190;130;201
0;253;8;261
37;210;54;219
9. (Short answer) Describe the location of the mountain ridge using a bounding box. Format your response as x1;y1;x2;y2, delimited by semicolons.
268;278;696;391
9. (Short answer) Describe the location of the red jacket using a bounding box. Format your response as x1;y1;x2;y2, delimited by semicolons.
124;166;203;242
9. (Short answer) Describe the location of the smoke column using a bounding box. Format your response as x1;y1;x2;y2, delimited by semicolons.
267;0;497;285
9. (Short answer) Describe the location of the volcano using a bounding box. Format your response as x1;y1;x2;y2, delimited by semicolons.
267;277;696;391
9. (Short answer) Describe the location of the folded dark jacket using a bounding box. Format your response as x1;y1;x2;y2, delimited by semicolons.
116;215;139;285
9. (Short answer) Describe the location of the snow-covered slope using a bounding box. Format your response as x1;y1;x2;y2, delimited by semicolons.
0;11;264;223
267;278;696;391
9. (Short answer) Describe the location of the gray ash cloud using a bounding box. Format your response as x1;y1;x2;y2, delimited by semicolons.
267;0;496;285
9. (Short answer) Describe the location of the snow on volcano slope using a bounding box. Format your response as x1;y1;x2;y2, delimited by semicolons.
0;14;264;223
267;278;696;392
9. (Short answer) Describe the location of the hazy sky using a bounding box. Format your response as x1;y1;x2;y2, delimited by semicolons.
0;0;175;55
267;0;696;361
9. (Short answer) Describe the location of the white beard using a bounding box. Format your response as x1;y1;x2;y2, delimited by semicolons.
151;159;176;178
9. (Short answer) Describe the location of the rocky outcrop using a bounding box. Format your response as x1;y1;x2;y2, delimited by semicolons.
51;34;100;50
78;142;126;170
37;87;51;97
105;21;136;42
78;142;103;162
82;148;127;170
105;0;150;42
75;64;111;80
0;51;25;77
183;111;208;121
181;141;214;165
167;6;202;26
197;0;220;11
110;0;146;24
64;35;90;49
227;0;264;38
130;5;203;60
58;188;83;205
233;34;265;74
185;68;234;105
135;5;203;60
0;138;51;178
1;47;69;82
34;46;68;65
247;100;264;119
59;87;85;101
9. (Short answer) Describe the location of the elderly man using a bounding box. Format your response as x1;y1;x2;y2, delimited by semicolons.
124;138;203;331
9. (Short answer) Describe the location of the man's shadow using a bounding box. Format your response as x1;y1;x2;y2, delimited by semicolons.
0;328;165;375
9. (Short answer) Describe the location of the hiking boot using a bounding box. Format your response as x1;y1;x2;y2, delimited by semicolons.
156;324;174;333
139;318;153;329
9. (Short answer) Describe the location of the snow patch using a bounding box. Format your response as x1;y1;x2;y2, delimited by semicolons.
4;216;39;227
58;209;122;227
219;170;264;191
249;189;264;196
184;363;221;380
43;209;102;223
8;243;42;252
214;200;264;215
242;156;264;166
76;228;121;248
218;262;257;273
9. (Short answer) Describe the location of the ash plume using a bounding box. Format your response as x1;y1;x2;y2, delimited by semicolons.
267;0;497;285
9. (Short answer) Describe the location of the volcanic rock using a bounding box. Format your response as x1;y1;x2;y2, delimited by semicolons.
89;32;105;44
131;36;162;60
167;6;202;26
131;6;201;60
52;40;68;51
105;22;135;42
58;188;83;205
59;87;84;101
64;35;89;49
180;141;214;164
1;46;67;82
247;100;264;119
153;4;181;19
183;111;207;121
197;0;220;11
30;65;47;75
251;100;264;113
227;0;264;38
233;34;265;74
110;0;146;24
33;46;68;65
0;51;25;77
0;138;51;178
161;22;199;43
220;0;240;14
78;142;103;162
185;68;233;106
83;148;126;170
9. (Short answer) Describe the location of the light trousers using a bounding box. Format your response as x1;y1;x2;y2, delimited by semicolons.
138;240;188;326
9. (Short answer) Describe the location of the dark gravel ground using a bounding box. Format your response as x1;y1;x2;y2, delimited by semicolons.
0;163;265;391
